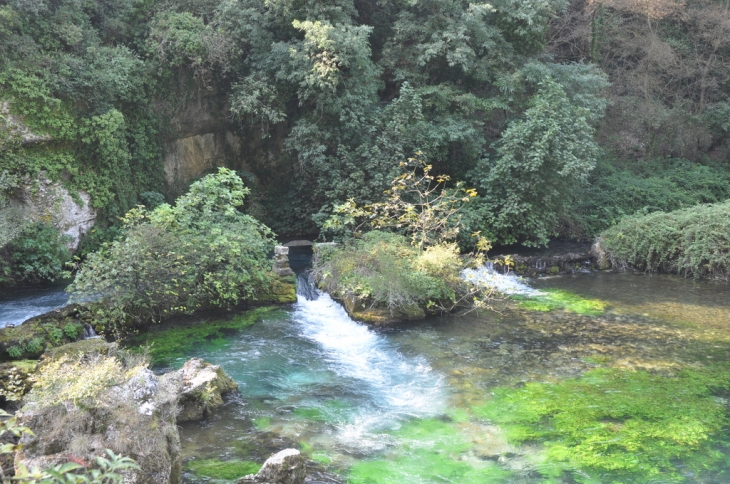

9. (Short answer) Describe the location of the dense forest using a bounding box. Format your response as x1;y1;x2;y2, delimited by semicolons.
1;0;730;283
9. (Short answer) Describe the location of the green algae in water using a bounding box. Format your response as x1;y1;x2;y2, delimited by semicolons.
293;400;354;423
513;289;606;316
475;367;730;482
123;307;282;364
252;417;271;430
348;417;512;483
185;459;261;481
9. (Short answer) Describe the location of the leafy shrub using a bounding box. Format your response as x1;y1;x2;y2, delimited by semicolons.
69;169;276;334
24;337;45;354
566;158;730;238
139;191;166;209
598;200;730;280
74;225;123;260
63;322;83;340
314;231;473;315
3;222;70;283
7;345;22;358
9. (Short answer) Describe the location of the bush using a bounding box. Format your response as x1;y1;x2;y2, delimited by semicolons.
598;200;730;280
314;231;472;316
68;169;276;334
2;222;70;284
565;158;730;239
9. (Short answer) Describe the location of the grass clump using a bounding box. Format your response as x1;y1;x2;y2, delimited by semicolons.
512;289;606;316
314;231;481;321
348;417;511;483
475;367;730;482
122;307;279;365
185;459;260;481
598;199;730;280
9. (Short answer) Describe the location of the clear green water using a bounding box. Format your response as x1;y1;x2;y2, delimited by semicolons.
153;272;730;484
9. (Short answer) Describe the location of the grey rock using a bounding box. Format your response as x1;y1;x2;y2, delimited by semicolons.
161;358;238;422
237;449;306;484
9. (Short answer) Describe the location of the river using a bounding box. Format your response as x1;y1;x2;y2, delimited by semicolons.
0;284;68;328
143;270;730;484
6;268;730;482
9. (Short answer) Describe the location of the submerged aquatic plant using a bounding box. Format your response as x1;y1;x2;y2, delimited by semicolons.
123;307;280;365
185;459;261;481
348;417;512;483
475;367;730;482
512;288;606;316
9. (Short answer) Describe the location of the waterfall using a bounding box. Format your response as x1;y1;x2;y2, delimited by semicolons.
82;324;100;339
296;271;319;301
462;262;543;296
292;283;446;450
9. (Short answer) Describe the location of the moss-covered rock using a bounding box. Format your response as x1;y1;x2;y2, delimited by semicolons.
0;304;89;362
340;294;425;326
257;274;297;304
40;338;116;363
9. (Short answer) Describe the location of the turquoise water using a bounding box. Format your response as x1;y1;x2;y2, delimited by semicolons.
155;272;730;483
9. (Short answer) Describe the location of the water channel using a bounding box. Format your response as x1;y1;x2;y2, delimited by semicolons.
6;265;730;482
142;269;730;484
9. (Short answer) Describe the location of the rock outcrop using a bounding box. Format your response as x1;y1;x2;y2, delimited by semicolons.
161;358;238;422
237;449;306;484
15;341;182;484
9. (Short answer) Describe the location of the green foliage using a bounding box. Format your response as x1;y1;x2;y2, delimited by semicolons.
475;367;730;482
184;459;260;481
138;191;165;210
69;169;276;334
512;289;606;316
566;158;730;239
3;222;70;283
599;200;730;280
62;323;83;340
467;77;605;247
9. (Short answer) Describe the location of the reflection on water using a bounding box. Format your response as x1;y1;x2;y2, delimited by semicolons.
0;285;69;328
167;272;730;483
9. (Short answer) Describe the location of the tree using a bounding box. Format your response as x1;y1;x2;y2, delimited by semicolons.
68;169;275;334
471;77;604;246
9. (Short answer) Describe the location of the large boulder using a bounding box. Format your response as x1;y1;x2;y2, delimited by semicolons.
161;358;238;422
14;341;182;484
237;449;306;484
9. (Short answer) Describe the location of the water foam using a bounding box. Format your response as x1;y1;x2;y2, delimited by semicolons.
462;262;543;297
293;292;446;448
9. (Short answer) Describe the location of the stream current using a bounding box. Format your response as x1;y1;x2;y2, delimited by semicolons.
7;263;730;482
156;270;730;483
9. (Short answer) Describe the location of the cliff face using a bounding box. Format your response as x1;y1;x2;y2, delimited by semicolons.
1;102;96;252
